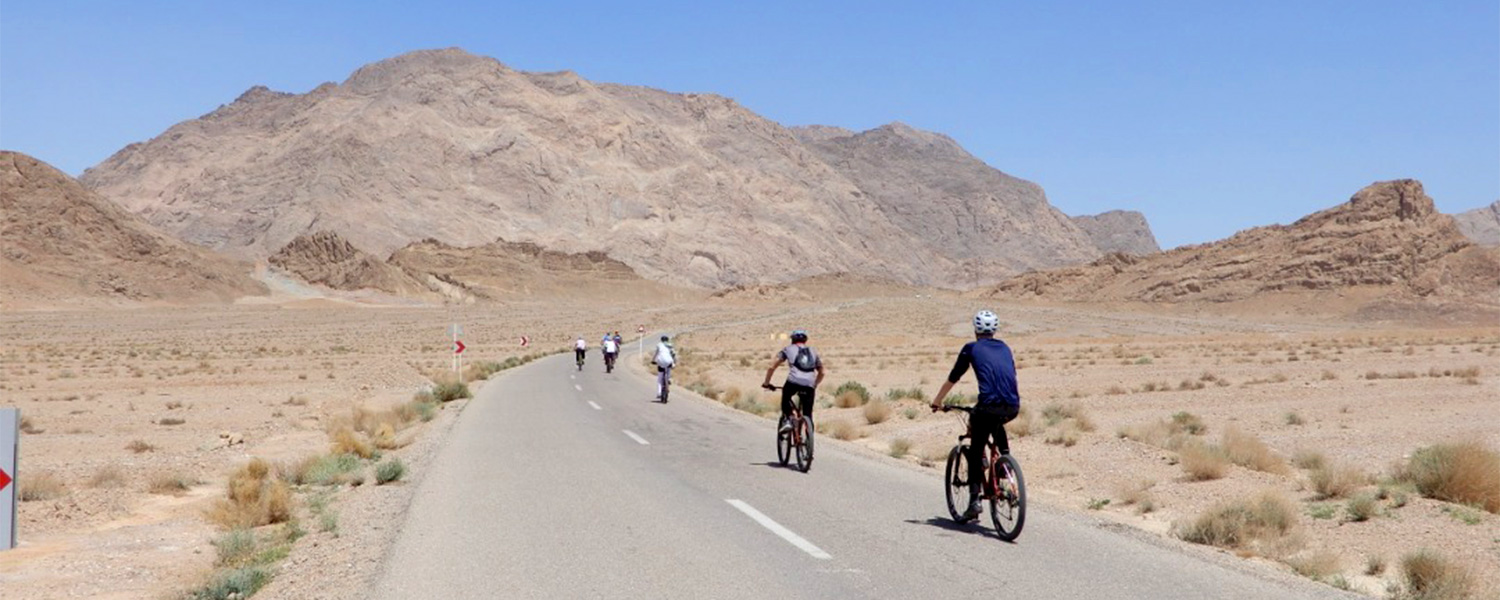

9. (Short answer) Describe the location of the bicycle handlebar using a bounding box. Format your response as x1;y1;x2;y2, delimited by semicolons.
761;383;780;391
935;404;972;413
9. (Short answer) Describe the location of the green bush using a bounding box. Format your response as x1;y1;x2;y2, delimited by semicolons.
375;458;406;485
432;381;471;402
833;381;870;405
188;566;271;600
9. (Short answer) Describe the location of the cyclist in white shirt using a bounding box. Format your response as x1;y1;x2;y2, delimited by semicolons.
653;335;676;402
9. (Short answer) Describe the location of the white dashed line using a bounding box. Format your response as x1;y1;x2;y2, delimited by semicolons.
622;430;650;445
588;401;602;410
725;499;832;560
574;384;583;391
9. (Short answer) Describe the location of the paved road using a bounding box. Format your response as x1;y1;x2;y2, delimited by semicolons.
373;350;1355;599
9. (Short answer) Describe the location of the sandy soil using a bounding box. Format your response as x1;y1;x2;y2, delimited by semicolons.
1;297;1496;598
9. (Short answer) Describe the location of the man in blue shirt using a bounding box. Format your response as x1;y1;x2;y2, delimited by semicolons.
930;310;1021;521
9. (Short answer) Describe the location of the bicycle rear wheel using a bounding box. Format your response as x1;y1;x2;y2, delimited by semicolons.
794;417;813;473
944;444;971;522
776;415;791;465
989;453;1026;541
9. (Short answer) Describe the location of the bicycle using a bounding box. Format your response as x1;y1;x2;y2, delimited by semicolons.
656;364;672;403
604;351;616;373
763;384;813;472
939;405;1026;541
575;350;585;371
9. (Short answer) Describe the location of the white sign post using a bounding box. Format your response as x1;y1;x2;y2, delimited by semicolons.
450;324;463;382
637;324;646;357
1;408;17;551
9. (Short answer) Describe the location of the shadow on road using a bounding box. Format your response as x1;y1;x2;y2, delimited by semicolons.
904;517;1012;543
749;461;809;473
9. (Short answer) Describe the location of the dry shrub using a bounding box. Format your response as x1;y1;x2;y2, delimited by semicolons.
1400;550;1476;600
1287;549;1341;579
1005;407;1036;437
1180;440;1230;481
863;400;892;425
720;386;743;406
126;439;156;453
19;471;65;501
207;458;292;530
149;471;195;495
372;423;400;450
1398;442;1500;513
834;390;863;409
1345;492;1378;522
831;420;860;441
889;438;912;458
1114;479;1156;513
1175;490;1297;551
89;464;126;488
833;381;870;407
1221;427;1288;474
1044;421;1082;447
1310;462;1368;499
330;427;375;459
1041;402;1095;432
1291;448;1326;470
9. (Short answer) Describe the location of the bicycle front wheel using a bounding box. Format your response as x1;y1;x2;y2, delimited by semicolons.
944;444;971;522
989;454;1026;541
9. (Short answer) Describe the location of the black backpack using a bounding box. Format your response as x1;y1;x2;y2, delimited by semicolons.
792;346;817;372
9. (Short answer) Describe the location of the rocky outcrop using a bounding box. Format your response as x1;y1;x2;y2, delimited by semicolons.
387;238;656;298
0;151;265;304
1069;210;1160;255
268;231;430;296
981;180;1500;304
79;48;1133;289
1453;200;1500;246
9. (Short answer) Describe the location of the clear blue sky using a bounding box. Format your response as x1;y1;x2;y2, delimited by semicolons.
3;1;1496;249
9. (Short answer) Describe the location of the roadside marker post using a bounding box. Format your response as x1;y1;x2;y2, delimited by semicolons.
1;408;18;551
637;324;645;357
450;324;465;383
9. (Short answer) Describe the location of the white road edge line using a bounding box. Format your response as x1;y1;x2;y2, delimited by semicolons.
574;384;583;391
588;401;602;410
725;499;832;560
622;430;650;445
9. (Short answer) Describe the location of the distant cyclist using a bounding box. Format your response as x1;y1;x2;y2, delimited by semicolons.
653;335;677;402
613;331;623;347
930;310;1021;521
761;329;824;432
602;335;619;371
574;336;587;366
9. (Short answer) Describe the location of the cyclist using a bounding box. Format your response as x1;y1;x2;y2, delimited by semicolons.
574;336;587;366
761;329;824;433
612;331;623;348
602;335;619;371
653;335;677;401
930;310;1021;521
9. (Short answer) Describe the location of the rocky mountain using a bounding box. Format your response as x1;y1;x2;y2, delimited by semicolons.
268;231;431;296
1453;200;1500;246
80;48;1151;289
1069;210;1160;255
981;180;1500;304
0;151;265;305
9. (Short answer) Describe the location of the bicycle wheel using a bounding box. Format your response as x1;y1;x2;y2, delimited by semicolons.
794;417;813;473
776;415;791;465
661;380;670;403
944;444;971;522
989;453;1026;541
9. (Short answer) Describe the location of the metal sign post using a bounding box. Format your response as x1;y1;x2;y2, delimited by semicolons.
637;324;646;358
450;324;464;382
1;408;18;551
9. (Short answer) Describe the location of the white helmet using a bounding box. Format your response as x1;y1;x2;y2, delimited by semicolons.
973;310;999;334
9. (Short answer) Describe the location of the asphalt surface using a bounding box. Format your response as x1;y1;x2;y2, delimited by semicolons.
373;348;1357;599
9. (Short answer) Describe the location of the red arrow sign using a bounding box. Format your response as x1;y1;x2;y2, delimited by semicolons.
519;336;529;347
0;467;10;492
454;340;466;355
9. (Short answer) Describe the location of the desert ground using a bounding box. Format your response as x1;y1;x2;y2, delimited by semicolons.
1;294;1497;599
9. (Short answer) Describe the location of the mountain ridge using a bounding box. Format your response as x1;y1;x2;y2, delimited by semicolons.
80;47;1156;289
